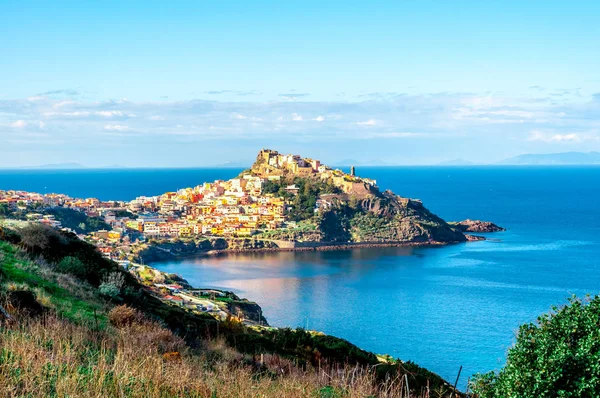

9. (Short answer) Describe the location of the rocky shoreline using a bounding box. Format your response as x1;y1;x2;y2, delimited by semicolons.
128;262;269;325
452;219;506;233
204;240;456;256
138;238;472;263
136;219;504;263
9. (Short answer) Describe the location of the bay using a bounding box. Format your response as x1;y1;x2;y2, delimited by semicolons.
4;166;600;386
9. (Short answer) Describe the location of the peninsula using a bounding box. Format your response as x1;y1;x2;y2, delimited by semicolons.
0;149;501;264
0;149;504;396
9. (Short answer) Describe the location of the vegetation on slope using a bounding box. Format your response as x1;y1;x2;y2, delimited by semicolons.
0;223;456;397
1;205;110;234
247;151;465;244
470;295;600;398
262;177;342;222
0;309;450;398
315;196;465;244
43;207;111;233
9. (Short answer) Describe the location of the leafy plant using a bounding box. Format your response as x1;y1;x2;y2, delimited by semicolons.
55;256;89;280
99;272;126;301
471;295;600;398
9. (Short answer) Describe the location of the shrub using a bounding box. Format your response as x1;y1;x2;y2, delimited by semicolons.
99;272;126;301
55;256;89;279
99;282;121;300
108;305;144;327
471;295;600;398
18;224;65;253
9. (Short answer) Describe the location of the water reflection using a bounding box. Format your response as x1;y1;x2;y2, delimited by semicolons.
153;234;600;388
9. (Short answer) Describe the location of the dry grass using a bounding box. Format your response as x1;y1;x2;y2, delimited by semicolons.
0;241;454;397
0;312;451;398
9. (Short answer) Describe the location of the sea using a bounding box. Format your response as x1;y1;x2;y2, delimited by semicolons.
2;166;599;387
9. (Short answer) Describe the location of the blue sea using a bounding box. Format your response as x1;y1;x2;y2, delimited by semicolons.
2;166;600;387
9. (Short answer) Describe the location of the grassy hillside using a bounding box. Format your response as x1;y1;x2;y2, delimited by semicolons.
0;223;457;397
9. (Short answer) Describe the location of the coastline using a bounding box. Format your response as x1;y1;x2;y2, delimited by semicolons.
139;237;483;264
203;239;460;256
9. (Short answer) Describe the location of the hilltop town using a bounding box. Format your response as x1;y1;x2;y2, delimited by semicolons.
0;149;473;265
1;149;367;242
0;149;501;396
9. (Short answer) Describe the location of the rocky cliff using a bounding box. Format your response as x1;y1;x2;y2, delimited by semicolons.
246;149;467;244
319;192;466;244
136;238;280;262
451;219;505;233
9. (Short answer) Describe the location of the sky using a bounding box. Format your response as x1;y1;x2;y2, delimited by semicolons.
1;0;600;167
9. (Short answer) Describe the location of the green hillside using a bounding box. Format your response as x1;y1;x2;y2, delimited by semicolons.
0;223;456;397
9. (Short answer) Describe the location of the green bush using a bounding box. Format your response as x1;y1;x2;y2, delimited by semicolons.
43;208;110;233
99;282;121;300
16;224;120;286
55;256;89;280
471;295;600;398
99;272;126;301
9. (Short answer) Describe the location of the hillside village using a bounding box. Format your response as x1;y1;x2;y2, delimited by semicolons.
0;150;381;261
0;149;497;375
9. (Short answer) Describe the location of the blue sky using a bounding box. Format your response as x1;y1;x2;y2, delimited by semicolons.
1;0;599;167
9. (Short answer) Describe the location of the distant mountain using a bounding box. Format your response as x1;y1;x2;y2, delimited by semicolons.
437;159;474;166
365;159;390;166
19;162;85;170
497;152;600;165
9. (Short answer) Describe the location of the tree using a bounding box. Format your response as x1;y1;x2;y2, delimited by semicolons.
261;180;281;194
0;203;9;217
471;295;600;398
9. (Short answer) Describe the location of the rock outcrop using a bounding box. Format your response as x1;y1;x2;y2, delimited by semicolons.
452;219;505;233
137;238;279;262
226;300;268;325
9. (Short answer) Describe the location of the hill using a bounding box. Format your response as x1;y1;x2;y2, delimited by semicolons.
22;162;85;170
245;149;466;245
0;223;457;397
497;151;600;165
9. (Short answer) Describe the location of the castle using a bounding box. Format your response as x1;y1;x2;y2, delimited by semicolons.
255;149;378;196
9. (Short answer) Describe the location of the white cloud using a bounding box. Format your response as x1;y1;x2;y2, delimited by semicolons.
2;91;600;164
27;96;45;102
96;110;125;117
279;93;309;101
10;120;28;128
528;130;598;143
43;111;91;117
104;124;129;131
370;132;423;138
41;110;132;118
356;119;380;126
53;100;75;108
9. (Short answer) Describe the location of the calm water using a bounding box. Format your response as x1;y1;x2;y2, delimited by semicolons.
3;166;600;386
0;168;245;201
